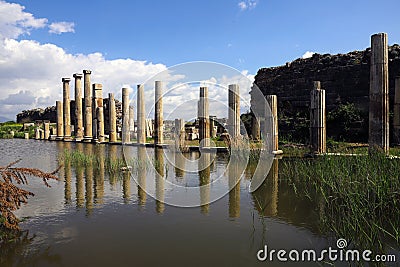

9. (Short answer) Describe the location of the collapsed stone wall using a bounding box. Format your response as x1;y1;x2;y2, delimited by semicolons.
254;44;400;143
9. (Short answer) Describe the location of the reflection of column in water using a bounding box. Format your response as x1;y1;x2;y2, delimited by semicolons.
64;154;72;204
94;144;105;205
122;170;131;203
198;153;211;214
228;157;241;218
75;143;84;208
64;142;72;204
137;146;147;206
174;152;185;178
84;144;94;215
269;159;279;216
108;145;118;188
252;159;279;217
154;147;165;213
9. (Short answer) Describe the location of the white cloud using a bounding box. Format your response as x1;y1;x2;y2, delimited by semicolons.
0;38;167;120
302;51;315;59
49;21;75;34
238;0;258;11
0;0;47;39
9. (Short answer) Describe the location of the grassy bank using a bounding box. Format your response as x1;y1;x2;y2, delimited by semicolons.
280;153;400;253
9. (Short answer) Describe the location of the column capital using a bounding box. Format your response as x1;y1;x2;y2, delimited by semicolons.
62;78;71;83
73;73;83;79
83;69;92;74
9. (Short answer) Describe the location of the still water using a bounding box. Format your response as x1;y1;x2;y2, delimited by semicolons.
0;139;372;267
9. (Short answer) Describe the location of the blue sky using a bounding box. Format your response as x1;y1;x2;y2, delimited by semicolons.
10;0;400;73
0;0;399;120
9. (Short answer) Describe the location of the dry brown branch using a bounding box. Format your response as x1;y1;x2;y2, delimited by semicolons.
0;159;60;231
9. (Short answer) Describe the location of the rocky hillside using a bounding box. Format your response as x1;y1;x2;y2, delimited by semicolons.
254;44;400;143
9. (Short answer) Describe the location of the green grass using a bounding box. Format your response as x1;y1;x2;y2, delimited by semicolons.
280;153;400;253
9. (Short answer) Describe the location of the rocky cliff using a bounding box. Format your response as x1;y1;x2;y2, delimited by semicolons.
254;44;400;143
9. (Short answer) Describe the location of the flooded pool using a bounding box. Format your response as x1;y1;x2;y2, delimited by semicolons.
0;139;398;267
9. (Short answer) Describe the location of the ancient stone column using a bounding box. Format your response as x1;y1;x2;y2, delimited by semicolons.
73;73;84;141
122;87;130;143
394;76;400;144
92;83;103;141
137;84;146;144
56;100;64;140
209;115;217;138
251;116;260;141
266;95;279;153
35;128;40;140
154;81;164;145
228;84;241;142
44;121;50;140
129;105;135;140
199;86;210;148
369;33;389;154
310;82;326;154
62;78;72;140
174;118;185;150
108;93;117;142
83;70;92;142
97;106;105;143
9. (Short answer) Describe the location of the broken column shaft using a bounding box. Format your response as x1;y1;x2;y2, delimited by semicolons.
199;86;210;148
310;82;326;154
122;87;130;143
108;93;117;142
228;84;241;141
92;83;103;142
137;84;146;144
56;100;64;140
154;81;164;145
394;76;400;144
369;33;389;154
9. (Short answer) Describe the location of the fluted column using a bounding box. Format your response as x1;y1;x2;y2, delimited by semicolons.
108;93;117;142
83;70;92;141
137;84;146;144
73;73;83;141
154;81;164;145
62;78;72;141
369;33;389;154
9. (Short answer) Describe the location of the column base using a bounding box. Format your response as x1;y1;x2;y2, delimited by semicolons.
63;136;73;142
83;137;93;143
